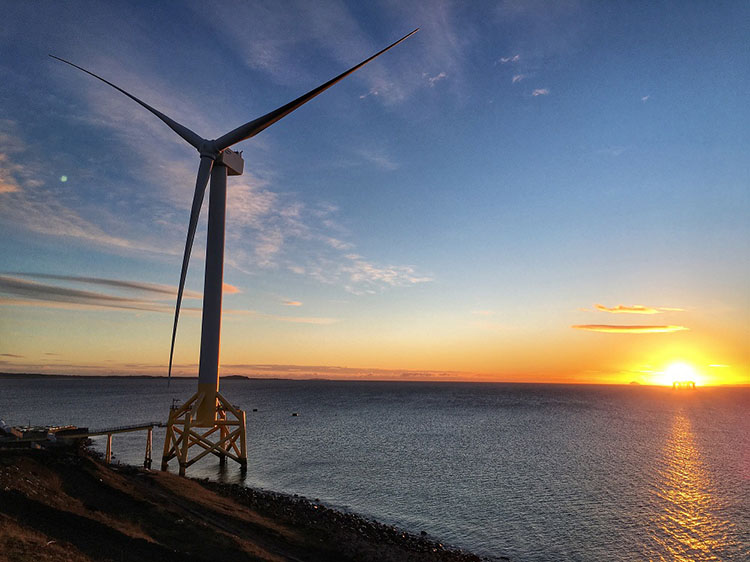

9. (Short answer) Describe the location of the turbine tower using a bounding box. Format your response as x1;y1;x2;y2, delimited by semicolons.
52;29;418;475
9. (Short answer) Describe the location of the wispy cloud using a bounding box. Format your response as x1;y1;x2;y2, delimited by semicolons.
641;95;650;102
12;104;424;295
355;147;399;171
499;55;521;64
532;88;549;96
12;23;430;298
0;153;21;193
324;236;355;251
0;124;32;194
225;167;427;293
0;283;331;325
225;174;277;229
222;283;240;294
196;0;425;104
0;275;178;313
597;146;627;157
5;272;201;299
341;255;433;294
227;196;431;293
571;324;689;334
495;1;586;61
289;253;432;295
594;304;684;315
203;0;367;85
283;300;302;307
424;71;448;86
384;1;470;99
0;127;176;256
512;74;526;84
3;272;242;306
1;192;155;252
359;87;381;100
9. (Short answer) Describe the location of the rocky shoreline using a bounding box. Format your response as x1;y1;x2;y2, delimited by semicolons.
199;479;495;562
0;447;498;561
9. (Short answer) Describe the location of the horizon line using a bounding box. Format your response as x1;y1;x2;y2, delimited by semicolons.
0;372;746;388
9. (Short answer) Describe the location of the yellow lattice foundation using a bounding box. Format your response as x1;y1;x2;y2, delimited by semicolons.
161;391;247;476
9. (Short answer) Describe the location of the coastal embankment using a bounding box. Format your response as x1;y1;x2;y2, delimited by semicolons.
0;448;488;561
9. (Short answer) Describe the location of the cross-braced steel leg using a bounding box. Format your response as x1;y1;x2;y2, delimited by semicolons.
161;391;247;475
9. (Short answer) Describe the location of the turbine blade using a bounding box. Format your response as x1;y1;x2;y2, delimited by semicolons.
215;28;419;151
168;156;214;383
49;54;204;151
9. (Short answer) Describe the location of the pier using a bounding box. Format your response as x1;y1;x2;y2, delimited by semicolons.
1;422;164;468
65;422;165;468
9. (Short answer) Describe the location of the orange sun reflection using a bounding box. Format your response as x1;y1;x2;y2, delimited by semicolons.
652;412;733;560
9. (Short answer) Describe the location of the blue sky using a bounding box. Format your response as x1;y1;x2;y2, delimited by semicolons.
1;1;748;383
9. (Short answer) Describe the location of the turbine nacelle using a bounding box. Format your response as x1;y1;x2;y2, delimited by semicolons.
216;149;244;176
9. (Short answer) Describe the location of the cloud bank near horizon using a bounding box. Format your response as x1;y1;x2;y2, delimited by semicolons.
594;304;684;314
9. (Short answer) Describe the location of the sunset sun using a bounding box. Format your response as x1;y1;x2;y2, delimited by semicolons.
663;362;700;387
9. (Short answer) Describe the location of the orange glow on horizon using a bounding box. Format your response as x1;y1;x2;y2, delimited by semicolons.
633;361;747;388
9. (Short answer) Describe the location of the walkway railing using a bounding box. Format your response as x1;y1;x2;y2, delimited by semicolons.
61;421;165;468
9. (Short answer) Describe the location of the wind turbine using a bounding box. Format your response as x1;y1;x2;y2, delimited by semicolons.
51;28;418;474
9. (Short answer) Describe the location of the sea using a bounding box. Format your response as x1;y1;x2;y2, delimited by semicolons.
1;377;748;561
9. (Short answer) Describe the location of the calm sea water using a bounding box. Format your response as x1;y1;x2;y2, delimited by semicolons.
1;377;748;561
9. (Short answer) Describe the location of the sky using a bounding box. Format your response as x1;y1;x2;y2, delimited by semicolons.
0;1;748;385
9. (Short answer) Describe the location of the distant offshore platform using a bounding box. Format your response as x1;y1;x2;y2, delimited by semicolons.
672;380;696;389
